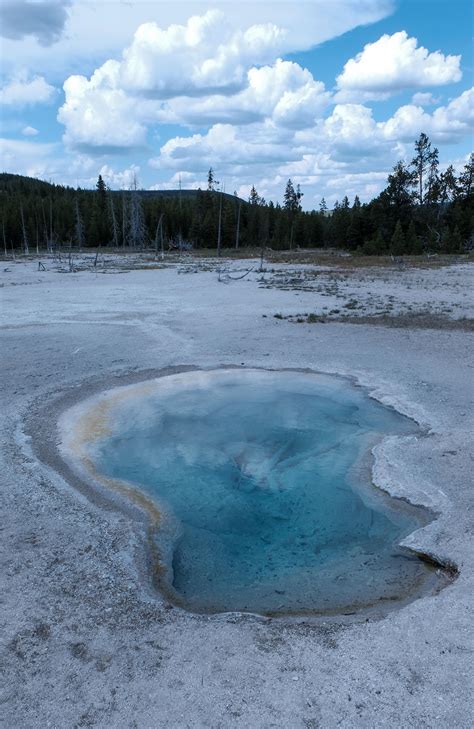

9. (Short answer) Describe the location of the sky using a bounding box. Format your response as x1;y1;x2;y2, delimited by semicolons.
0;0;472;208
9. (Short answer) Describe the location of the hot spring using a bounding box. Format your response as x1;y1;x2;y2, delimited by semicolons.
68;369;438;616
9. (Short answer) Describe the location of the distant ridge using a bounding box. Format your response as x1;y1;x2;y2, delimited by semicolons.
138;188;244;203
0;173;245;203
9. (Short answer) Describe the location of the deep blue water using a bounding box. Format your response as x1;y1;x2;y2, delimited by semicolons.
88;370;430;615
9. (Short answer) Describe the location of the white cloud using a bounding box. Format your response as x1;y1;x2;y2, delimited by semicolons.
0;138;95;188
0;71;57;107
22;125;39;136
149;87;474;206
58;62;147;151
411;92;439;106
150;59;331;129
381;88;474;142
336;31;462;101
119;11;284;97
2;5;472;209
96;163;141;189
319;104;380;155
0;138;57;178
57;12;288;151
0;1;394;79
150;121;297;174
58;13;331;151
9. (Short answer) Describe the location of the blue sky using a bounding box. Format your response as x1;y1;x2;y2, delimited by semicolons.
0;0;472;208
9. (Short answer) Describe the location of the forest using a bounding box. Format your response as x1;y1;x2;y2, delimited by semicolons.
1;133;472;256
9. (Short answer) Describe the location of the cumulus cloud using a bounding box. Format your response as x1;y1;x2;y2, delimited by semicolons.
119;11;284;98
151;60;331;129
0;137;57;178
3;5;471;208
411;92;439;106
149;86;474;205
319;104;381;157
381;88;474;142
58;13;331;151
0;71;57;107
0;139;141;189
150;121;297;174
0;1;394;79
336;31;462;101
0;0;71;46
58;62;147;152
95;164;141;190
22;125;39;136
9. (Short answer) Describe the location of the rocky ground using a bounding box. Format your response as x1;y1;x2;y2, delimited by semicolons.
1;252;473;728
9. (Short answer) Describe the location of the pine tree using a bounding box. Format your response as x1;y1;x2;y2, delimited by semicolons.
296;184;303;211
249;186;262;205
363;229;386;255
390;220;406;255
96;174;107;210
207;168;218;192
405;219;422;254
439;165;459;204
411;133;439;205
445;226;463;253
346;214;363;250
283;179;297;211
458;153;474;197
384;161;415;210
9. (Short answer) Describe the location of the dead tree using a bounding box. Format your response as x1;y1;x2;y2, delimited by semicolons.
129;188;147;249
217;188;223;257
235;200;241;249
40;199;49;249
109;196;119;248
20;204;29;255
75;198;85;248
34;212;40;254
154;213;164;260
2;219;7;257
121;192;127;247
49;197;53;252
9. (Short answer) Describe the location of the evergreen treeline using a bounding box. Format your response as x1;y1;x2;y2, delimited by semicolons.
1;134;472;255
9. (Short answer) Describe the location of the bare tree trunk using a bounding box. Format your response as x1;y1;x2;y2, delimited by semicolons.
20;204;29;255
49;197;53;250
160;216;164;260
109;196;119;248
217;191;223;257
75;198;85;249
2;219;7;257
154;213;164;259
235;201;241;249
121;192;127;248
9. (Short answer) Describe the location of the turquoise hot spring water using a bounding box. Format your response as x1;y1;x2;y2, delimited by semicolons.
82;369;436;615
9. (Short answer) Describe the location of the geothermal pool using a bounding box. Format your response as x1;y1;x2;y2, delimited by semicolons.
77;369;434;615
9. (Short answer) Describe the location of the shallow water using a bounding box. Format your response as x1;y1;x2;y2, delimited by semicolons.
87;370;431;615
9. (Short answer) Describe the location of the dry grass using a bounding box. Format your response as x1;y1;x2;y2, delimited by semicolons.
2;247;471;272
169;248;472;270
285;312;474;331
